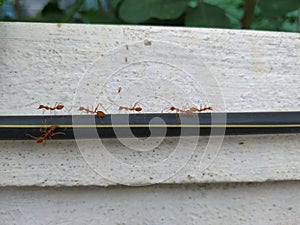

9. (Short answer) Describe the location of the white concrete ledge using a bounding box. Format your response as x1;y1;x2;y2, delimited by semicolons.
0;134;299;186
0;22;299;186
0;182;299;225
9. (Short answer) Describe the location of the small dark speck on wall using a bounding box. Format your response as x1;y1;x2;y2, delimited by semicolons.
144;40;152;46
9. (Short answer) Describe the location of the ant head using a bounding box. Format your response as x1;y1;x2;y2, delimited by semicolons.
38;105;44;109
170;106;176;111
78;106;84;110
36;137;44;143
135;107;142;112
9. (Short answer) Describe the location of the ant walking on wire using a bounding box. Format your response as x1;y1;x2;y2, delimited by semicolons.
168;104;213;114
118;102;142;112
38;103;64;111
78;103;107;118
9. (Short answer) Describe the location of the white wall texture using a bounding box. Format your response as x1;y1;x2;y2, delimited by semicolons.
0;182;299;225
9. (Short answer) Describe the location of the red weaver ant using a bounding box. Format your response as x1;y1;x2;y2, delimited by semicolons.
168;104;212;114
168;106;185;113
27;125;65;143
79;103;106;118
192;104;213;112
119;102;142;112
38;103;64;111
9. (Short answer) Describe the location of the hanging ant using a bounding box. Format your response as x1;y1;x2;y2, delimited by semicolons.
79;103;106;118
27;125;65;143
119;102;142;112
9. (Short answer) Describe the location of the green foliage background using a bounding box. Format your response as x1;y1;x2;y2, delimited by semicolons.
1;0;300;32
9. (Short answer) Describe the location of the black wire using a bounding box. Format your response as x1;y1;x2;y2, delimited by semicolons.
0;112;300;140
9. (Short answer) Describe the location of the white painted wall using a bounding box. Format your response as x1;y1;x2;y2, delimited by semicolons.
0;22;299;224
0;182;299;225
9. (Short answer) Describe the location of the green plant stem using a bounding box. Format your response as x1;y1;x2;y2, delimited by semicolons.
97;0;102;11
63;0;85;22
241;0;256;29
14;0;22;19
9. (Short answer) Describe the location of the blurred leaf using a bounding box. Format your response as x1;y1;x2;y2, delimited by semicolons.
258;0;300;17
279;10;300;32
185;2;231;28
119;0;188;23
205;0;244;9
281;19;296;32
41;1;64;22
0;0;4;7
188;0;199;8
143;14;185;26
111;0;123;9
98;0;111;11
251;15;282;31
63;0;85;22
204;0;244;28
80;9;120;23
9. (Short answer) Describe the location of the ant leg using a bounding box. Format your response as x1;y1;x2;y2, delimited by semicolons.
175;112;180;121
198;104;204;112
26;134;38;140
131;102;140;109
99;103;107;112
39;119;48;133
161;106;171;113
118;106;128;111
51;132;65;137
26;134;45;143
94;103;107;113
